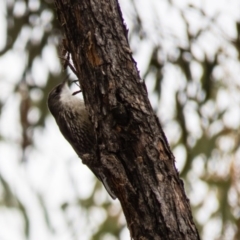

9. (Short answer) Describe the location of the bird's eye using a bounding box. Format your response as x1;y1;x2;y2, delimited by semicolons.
54;86;61;95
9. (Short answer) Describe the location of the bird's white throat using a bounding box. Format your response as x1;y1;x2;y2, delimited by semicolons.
60;83;84;109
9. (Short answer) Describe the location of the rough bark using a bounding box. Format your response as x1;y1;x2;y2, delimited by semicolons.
54;0;200;239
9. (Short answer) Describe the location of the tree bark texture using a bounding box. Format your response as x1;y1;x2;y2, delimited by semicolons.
55;0;200;239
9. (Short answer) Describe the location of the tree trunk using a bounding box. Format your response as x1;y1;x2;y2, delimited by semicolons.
54;0;200;239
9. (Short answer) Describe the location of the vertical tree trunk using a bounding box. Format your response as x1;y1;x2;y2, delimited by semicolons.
55;0;200;239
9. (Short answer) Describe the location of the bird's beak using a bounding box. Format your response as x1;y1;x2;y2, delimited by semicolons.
71;79;82;95
72;90;82;96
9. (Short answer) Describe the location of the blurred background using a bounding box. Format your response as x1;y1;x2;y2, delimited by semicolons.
0;0;240;239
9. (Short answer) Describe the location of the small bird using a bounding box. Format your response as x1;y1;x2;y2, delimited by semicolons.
47;78;116;199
